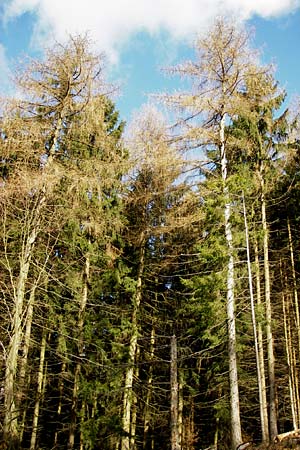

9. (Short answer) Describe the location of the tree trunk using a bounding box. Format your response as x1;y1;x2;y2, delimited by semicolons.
30;330;47;450
259;167;278;439
243;193;269;443
213;386;222;450
54;359;67;447
171;335;180;450
4;115;64;443
186;395;195;450
79;400;85;450
287;218;300;420
19;284;36;442
254;235;269;442
281;256;300;430
68;252;90;449
220;113;242;449
130;346;140;450
121;237;145;450
178;370;184;450
143;327;155;450
283;290;298;429
4;236;36;442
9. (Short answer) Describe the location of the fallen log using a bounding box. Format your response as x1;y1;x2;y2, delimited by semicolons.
236;442;252;450
274;430;300;443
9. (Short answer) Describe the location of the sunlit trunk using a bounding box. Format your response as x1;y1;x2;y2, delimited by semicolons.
4;115;64;443
30;330;47;450
243;193;269;442
220;113;242;449
178;370;184;450
254;236;269;442
259;167;278;439
170;335;180;450
143;327;155;449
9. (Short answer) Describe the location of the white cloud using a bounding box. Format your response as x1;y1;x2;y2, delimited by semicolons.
2;0;300;62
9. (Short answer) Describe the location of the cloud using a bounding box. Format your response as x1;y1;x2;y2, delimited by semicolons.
2;0;300;62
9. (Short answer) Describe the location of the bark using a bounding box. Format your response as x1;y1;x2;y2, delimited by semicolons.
281;256;300;430
121;237;145;450
143;327;155;450
220;113;242;449
254;235;269;441
178;370;184;450
214;416;220;450
130;346;140;450
19;284;36;442
287;218;300;381
54;360;67;447
274;429;300;443
243;193;269;443
186;396;195;450
4;114;65;442
283;290;297;429
79;401;85;450
4;234;37;442
259;167;278;439
294;348;300;429
170;335;180;450
68;252;90;449
30;330;47;450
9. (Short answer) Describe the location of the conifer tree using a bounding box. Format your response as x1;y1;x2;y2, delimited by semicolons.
163;19;266;448
0;35;126;449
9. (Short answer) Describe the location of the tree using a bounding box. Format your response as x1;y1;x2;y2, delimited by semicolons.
120;106;185;450
164;19;265;449
0;35;126;448
229;71;290;440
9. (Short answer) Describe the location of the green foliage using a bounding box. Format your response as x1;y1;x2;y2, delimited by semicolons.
1;24;300;450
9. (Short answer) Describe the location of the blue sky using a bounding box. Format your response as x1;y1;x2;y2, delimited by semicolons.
0;0;299;124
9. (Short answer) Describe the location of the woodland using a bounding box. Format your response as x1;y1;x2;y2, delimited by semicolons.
1;18;300;450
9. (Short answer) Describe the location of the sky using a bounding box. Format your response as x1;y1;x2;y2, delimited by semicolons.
0;0;300;124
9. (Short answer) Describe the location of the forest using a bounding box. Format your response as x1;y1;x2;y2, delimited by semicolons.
0;18;300;450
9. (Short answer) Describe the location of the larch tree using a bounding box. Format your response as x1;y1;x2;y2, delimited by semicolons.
0;35;119;448
229;71;290;440
120;105;185;450
164;19;266;449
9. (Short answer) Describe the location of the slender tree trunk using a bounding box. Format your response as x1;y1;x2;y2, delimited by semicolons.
178;370;184;450
19;284;36;391
30;330;47;450
293;348;300;428
130;346;140;450
287;218;300;380
171;335;180;450
243;193;269;443
220;113;242;449
19;284;36;442
79;400;85;450
121;237;145;450
143;327;155;450
187;395;195;450
68;252;90;449
282;288;298;429
4;115;64;443
54;360;66;447
4;236;36;442
281;256;300;430
213;387;222;450
259;167;278;439
254;235;269;442
287;219;300;327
